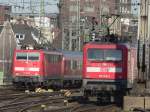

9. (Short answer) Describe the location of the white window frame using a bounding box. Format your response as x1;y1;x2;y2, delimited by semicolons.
15;33;25;40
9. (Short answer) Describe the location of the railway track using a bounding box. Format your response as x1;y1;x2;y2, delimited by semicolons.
0;86;121;112
0;91;66;112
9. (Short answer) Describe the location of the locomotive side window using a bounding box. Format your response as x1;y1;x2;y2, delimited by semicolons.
16;52;39;61
16;53;27;60
87;49;122;61
28;53;39;61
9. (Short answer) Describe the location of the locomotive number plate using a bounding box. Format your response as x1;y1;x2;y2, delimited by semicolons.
99;74;110;78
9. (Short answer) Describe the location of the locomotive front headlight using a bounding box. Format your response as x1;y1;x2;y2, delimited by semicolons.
86;67;101;72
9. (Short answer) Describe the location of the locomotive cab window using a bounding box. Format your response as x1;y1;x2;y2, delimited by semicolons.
88;49;103;61
104;50;122;61
87;49;122;61
28;53;39;61
16;52;39;61
16;53;27;60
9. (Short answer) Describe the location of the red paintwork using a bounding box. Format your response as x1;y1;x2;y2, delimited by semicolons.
83;43;128;80
12;49;82;82
12;49;63;78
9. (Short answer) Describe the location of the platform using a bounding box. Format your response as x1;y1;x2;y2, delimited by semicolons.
124;96;150;111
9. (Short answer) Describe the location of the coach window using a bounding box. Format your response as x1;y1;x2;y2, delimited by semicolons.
48;55;52;63
28;53;39;61
53;55;57;63
78;61;82;69
56;55;59;63
45;54;50;62
57;55;62;63
72;61;77;69
66;60;71;69
47;54;61;63
16;53;27;60
49;55;57;63
54;55;62;63
48;55;51;62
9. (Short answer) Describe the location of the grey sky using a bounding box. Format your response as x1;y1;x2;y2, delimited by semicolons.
0;0;59;13
132;0;140;15
0;0;140;15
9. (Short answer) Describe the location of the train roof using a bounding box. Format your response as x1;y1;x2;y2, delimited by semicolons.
61;51;82;60
14;49;63;55
14;49;83;59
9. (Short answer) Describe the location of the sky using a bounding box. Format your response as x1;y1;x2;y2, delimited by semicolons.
0;0;59;13
0;0;140;15
132;0;140;15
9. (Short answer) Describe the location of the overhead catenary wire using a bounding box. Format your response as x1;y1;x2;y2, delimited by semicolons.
0;0;58;14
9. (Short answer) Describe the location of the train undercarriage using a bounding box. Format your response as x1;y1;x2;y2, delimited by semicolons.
12;76;82;90
82;79;129;105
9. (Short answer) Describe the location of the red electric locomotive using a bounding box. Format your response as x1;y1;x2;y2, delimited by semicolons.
82;38;137;100
12;49;82;88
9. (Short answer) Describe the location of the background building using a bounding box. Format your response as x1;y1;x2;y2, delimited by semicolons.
0;5;11;25
58;0;133;51
0;21;16;84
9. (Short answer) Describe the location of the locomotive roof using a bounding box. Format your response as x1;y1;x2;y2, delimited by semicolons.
84;41;136;49
85;35;137;48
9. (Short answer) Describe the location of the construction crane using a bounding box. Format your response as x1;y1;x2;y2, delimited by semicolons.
2;0;57;15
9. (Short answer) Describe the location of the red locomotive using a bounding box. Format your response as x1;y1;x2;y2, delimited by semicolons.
82;38;137;101
12;49;82;88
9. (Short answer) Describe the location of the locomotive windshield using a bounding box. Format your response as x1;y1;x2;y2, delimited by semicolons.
87;49;122;61
16;52;39;61
28;53;39;60
16;53;27;60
